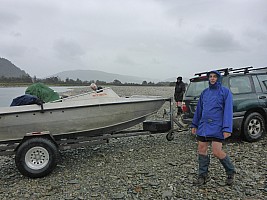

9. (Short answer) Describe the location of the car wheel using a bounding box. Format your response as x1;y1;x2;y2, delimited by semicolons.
243;112;265;142
15;137;60;178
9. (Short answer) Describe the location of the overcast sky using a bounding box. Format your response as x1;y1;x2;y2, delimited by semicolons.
1;0;267;80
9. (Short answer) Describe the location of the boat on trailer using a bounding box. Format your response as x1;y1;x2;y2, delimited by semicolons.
0;88;171;178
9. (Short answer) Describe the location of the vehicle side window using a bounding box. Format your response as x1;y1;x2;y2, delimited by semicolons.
256;74;267;92
229;76;252;94
252;75;262;93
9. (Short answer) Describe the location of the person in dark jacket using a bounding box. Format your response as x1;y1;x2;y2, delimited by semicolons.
191;70;235;186
174;76;186;115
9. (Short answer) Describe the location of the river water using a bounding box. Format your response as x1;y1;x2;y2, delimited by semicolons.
0;86;77;107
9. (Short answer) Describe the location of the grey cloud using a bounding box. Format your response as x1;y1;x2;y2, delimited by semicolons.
244;29;267;42
10;32;22;37
0;12;20;29
53;38;86;59
195;28;242;52
114;55;137;66
0;44;26;57
1;0;267;80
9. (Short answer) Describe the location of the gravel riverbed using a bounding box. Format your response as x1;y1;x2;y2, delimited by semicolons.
0;86;266;200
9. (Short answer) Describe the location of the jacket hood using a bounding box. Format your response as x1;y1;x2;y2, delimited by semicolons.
207;70;222;88
177;76;182;81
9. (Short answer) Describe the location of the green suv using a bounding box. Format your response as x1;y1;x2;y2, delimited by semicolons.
181;66;267;142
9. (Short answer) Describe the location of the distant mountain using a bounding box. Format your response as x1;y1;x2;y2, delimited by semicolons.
0;58;28;77
49;69;161;84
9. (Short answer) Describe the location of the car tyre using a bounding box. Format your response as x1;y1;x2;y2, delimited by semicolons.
243;112;265;142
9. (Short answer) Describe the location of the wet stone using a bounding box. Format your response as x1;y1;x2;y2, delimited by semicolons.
0;86;266;200
112;193;125;199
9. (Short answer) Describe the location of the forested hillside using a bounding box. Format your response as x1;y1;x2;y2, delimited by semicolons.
0;58;28;77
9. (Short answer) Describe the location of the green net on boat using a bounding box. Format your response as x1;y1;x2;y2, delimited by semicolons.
25;83;60;103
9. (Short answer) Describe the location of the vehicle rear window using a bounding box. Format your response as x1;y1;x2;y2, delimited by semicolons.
186;80;209;96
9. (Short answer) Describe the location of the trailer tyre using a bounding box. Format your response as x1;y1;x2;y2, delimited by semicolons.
15;137;59;178
166;131;174;141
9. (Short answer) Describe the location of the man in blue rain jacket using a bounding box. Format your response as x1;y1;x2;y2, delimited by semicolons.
191;70;235;186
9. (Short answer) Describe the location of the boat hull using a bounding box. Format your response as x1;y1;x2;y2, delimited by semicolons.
0;97;166;142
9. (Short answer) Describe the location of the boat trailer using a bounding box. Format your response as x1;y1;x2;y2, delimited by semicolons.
0;98;188;178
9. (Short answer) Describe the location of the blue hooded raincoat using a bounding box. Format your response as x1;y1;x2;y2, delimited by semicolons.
191;70;233;140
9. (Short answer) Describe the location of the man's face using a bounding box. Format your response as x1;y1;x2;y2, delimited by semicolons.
209;73;218;85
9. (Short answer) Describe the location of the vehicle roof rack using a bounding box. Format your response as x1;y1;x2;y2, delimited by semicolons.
194;66;257;77
230;66;253;74
194;68;231;77
248;66;267;72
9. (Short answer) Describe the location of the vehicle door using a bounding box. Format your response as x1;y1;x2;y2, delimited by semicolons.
228;75;257;115
253;74;267;112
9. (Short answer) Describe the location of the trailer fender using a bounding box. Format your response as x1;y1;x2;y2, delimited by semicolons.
15;131;58;152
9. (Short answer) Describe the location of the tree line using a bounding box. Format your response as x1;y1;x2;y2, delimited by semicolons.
0;75;32;83
0;75;178;87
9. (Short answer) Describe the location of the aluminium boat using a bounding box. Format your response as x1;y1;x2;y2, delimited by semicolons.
0;87;167;142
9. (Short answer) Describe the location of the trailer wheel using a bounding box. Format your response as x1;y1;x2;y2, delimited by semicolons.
166;131;174;141
15;137;59;178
